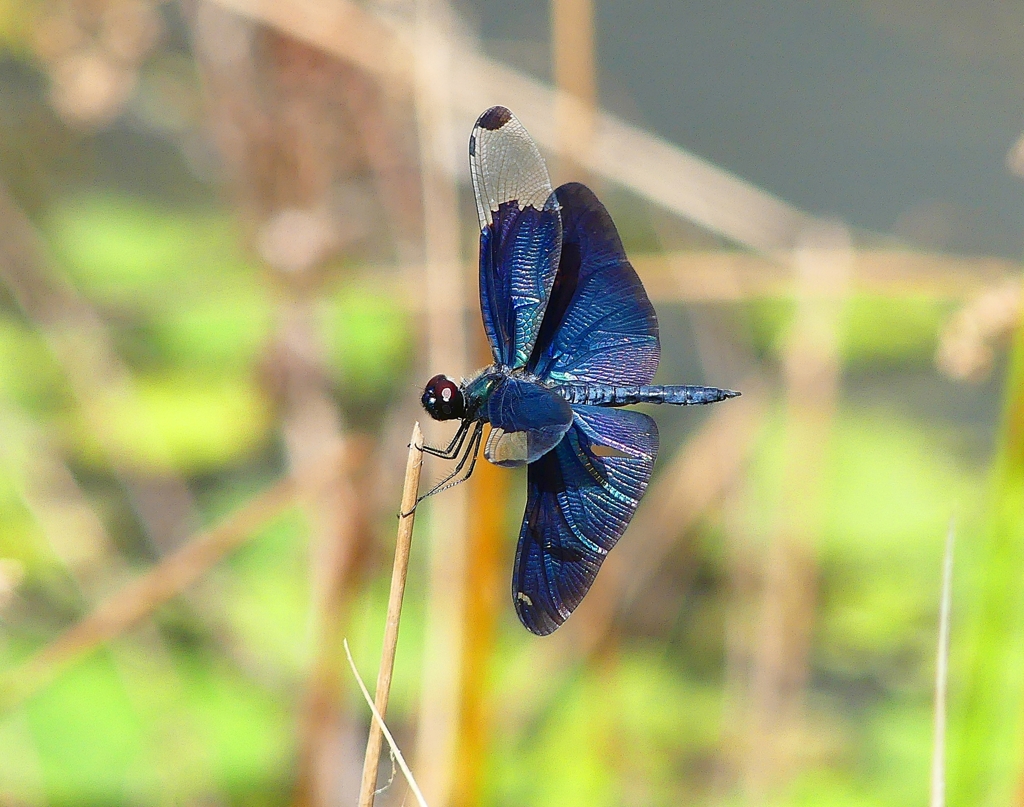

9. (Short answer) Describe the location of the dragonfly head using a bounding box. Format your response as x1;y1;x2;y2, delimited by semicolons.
422;374;465;421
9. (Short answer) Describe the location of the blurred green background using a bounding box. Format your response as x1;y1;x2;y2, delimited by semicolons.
0;1;1022;806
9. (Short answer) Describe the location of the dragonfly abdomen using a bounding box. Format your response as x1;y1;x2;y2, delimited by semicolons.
556;383;740;407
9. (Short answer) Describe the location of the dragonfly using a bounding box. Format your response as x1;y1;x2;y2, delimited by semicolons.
420;105;739;635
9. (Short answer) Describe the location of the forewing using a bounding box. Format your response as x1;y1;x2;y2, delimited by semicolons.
528;182;660;385
471;107;561;367
484;377;573;468
513;406;659;635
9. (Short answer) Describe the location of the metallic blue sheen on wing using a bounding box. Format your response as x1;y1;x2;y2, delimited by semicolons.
486;377;573;466
513;406;659;635
528;182;660;385
479;200;561;367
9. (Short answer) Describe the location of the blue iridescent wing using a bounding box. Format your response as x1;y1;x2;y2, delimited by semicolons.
527;182;660;385
484;377;573;468
513;405;659;635
471;107;562;368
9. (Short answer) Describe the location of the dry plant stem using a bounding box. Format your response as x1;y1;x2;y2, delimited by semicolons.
346;640;429;807
931;520;955;807
357;422;424;807
0;446;344;712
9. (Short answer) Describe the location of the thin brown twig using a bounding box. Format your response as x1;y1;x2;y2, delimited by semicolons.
451;331;509;807
0;445;345;712
551;0;596;183
357;422;424;807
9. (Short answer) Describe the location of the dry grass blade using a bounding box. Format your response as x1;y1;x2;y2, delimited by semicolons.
357;422;424;807
932;519;955;807
345;639;429;807
0;445;345;711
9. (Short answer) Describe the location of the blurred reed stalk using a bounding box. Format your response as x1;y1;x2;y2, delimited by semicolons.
357;422;424;807
551;0;596;183
0;446;341;710
272;268;361;807
409;3;471;807
322;249;1020;313
445;4;604;802
743;224;851;799
291;433;367;807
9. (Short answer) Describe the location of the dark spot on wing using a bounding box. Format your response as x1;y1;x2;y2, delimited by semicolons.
477;105;512;130
530;446;565;495
543;543;585;563
469;133;476;156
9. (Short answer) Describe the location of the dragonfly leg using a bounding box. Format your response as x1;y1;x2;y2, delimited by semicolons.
420;420;471;459
402;423;483;516
420;425;484;501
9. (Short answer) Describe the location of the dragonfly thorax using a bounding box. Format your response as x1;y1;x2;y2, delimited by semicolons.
421;374;465;421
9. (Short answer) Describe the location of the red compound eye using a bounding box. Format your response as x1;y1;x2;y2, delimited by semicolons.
421;374;465;421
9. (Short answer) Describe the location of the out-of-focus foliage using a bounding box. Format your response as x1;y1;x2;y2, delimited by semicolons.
0;0;37;54
949;321;1024;807
746;294;950;368
0;1;1019;806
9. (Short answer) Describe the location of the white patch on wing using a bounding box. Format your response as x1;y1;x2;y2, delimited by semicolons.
484;427;530;467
